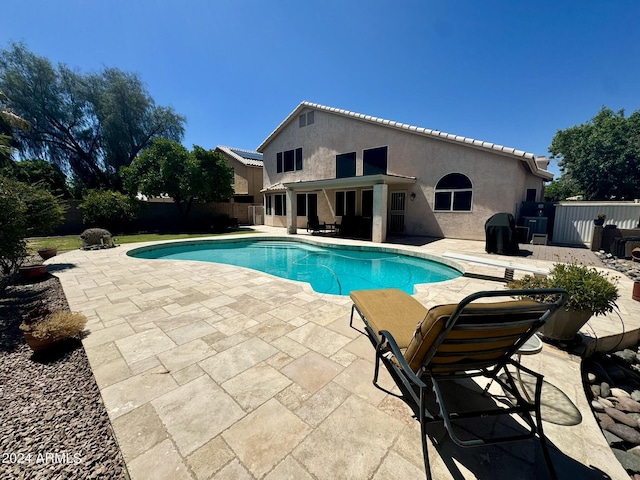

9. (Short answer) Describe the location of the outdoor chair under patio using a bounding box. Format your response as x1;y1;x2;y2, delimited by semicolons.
306;215;327;234
349;287;568;480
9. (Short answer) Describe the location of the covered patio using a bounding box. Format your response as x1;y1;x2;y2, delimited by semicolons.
279;173;416;242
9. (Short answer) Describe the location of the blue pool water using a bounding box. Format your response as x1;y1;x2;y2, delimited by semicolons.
128;240;461;296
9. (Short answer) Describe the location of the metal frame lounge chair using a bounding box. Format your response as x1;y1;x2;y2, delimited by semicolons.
349;288;568;480
306;216;327;234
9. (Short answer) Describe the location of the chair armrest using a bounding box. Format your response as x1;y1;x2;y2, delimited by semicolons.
378;330;427;389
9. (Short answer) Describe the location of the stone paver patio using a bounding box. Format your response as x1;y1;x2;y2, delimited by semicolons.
47;227;640;479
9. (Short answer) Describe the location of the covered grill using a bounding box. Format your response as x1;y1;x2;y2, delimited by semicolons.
485;213;520;255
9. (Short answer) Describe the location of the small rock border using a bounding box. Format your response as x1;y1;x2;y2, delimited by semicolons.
594;251;640;281
0;259;128;479
585;347;640;479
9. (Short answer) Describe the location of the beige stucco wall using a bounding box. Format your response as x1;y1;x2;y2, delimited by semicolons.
219;151;263;201
262;108;547;240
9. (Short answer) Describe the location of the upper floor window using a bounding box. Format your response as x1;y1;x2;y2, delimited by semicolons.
434;173;473;211
299;111;314;127
363;146;387;175
336;152;356;178
276;148;303;173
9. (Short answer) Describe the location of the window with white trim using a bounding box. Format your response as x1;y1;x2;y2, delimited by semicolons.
276;148;303;173
434;173;473;211
266;194;287;216
297;193;318;217
335;190;356;216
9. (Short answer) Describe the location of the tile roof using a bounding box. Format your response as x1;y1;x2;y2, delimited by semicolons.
216;146;263;167
260;182;286;193
257;102;552;180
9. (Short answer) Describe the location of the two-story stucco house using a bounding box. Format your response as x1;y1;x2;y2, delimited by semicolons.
215;146;264;203
257;102;553;243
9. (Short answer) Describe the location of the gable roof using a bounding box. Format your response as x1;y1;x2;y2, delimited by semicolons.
216;146;263;167
257;101;552;180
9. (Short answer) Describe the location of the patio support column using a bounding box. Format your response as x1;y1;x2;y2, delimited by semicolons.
286;188;297;234
372;183;387;243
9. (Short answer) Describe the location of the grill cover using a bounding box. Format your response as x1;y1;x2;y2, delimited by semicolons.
485;213;520;255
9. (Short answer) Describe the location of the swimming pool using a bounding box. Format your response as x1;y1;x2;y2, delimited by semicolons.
128;239;461;296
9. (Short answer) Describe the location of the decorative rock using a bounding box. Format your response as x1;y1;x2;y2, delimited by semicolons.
606;423;640;444
592;400;606;412
629;446;640;458
612;448;640;474
611;387;632;399
613;349;638;366
603;430;625;446
589;385;600;398
601;382;611;398
599;397;615;408
616;396;640;413
587;372;597;383
597;412;615;430
604;407;640;428
632;391;640;402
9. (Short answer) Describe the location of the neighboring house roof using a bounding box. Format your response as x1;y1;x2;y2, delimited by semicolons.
216;146;264;167
257;101;553;181
260;182;286;193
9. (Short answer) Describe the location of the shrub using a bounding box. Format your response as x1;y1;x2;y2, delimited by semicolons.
80;228;113;248
0;176;27;291
21;183;66;236
79;189;138;233
507;261;619;316
20;310;87;341
0;176;66;292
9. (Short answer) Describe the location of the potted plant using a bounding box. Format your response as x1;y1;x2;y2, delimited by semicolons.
507;262;619;341
20;309;88;352
594;213;606;226
37;246;58;260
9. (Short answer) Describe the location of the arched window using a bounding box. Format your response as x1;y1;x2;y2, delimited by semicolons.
434;173;473;211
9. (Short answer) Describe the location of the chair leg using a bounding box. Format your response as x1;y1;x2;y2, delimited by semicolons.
419;387;433;480
349;304;355;329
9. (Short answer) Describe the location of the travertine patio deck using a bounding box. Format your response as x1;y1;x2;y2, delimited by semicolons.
47;227;640;479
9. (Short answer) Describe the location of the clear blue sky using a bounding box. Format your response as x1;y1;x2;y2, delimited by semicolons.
4;0;640;178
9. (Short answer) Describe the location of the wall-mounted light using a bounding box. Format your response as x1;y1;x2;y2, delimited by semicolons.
410;192;416;201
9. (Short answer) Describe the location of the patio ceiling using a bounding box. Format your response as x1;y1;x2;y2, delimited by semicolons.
282;173;416;192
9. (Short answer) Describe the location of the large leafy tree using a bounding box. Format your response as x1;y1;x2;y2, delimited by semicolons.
122;139;234;219
543;175;582;202
549;107;640;200
0;90;29;168
2;159;69;198
0;42;185;192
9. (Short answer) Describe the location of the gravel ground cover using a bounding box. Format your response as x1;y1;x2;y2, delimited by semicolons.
0;257;128;480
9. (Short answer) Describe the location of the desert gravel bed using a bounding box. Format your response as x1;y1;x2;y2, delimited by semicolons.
0;264;128;479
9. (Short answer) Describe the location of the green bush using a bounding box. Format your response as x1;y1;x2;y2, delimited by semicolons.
79;190;139;233
22;184;66;236
0;176;28;291
507;262;619;316
0;176;66;292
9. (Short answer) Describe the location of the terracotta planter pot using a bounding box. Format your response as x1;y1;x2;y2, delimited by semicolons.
22;331;58;352
538;308;593;341
37;247;58;260
19;265;47;281
633;281;640;302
